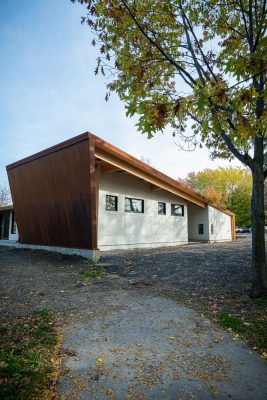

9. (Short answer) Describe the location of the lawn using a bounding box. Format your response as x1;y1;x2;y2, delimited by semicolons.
0;309;61;400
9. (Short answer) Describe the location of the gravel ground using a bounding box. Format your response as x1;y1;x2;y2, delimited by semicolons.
100;235;253;295
0;235;255;317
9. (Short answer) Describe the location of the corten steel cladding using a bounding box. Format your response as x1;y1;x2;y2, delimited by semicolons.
7;133;97;249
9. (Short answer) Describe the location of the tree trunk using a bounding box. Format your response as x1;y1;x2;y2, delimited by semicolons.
250;151;267;297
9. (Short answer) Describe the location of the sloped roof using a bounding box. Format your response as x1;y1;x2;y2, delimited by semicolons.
7;131;234;216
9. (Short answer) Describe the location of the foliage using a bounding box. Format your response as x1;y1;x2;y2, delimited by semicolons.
0;186;10;206
82;265;106;280
180;166;252;227
0;309;60;400
73;0;266;164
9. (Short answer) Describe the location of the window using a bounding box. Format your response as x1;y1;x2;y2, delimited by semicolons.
158;202;166;215
198;224;204;235
125;197;144;213
11;212;17;234
211;224;214;234
106;195;118;211
171;204;184;216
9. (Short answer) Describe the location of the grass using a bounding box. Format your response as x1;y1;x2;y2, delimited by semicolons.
218;313;245;331
0;309;61;400
217;311;267;352
82;266;106;280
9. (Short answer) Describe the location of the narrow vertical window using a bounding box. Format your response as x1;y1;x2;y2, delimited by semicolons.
158;202;166;215
198;224;204;234
11;211;17;234
211;224;214;234
106;195;118;211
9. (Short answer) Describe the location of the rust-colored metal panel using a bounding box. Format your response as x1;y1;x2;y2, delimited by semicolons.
231;214;236;241
7;134;97;249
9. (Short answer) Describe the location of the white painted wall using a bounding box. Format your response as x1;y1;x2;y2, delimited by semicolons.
187;203;232;242
187;203;210;241
208;206;232;242
98;172;188;250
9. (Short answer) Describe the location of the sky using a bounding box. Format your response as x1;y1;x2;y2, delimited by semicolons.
0;0;240;189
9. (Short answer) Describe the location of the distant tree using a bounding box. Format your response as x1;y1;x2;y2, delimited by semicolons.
181;167;252;227
73;0;267;296
0;186;10;206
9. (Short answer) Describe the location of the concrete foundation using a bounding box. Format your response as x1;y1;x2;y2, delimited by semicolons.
0;241;100;262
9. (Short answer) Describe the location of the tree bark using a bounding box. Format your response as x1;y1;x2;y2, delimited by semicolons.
250;138;267;297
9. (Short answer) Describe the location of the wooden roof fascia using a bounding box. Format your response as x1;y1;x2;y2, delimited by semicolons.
92;136;209;203
91;134;234;217
100;162;122;173
94;147;206;207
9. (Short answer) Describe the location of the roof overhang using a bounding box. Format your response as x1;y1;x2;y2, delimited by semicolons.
92;134;209;208
6;131;234;217
0;205;13;211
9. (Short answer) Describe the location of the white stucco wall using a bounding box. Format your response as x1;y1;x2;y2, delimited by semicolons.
187;203;210;241
98;172;188;250
188;203;232;242
208;206;232;242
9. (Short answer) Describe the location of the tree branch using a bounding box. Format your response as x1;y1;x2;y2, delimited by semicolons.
220;130;253;166
120;0;198;86
252;0;267;51
181;14;206;86
239;0;252;49
180;5;218;82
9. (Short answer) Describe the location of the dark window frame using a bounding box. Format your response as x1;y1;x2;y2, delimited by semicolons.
211;224;214;235
198;224;204;235
106;195;118;211
171;204;184;217
158;202;166;215
125;197;144;213
11;211;16;234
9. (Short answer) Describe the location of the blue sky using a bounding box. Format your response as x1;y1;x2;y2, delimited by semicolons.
0;0;237;189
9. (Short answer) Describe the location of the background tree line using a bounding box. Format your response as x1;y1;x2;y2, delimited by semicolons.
179;167;252;228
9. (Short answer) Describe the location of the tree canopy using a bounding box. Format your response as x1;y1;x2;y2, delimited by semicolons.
74;0;266;170
180;167;252;227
